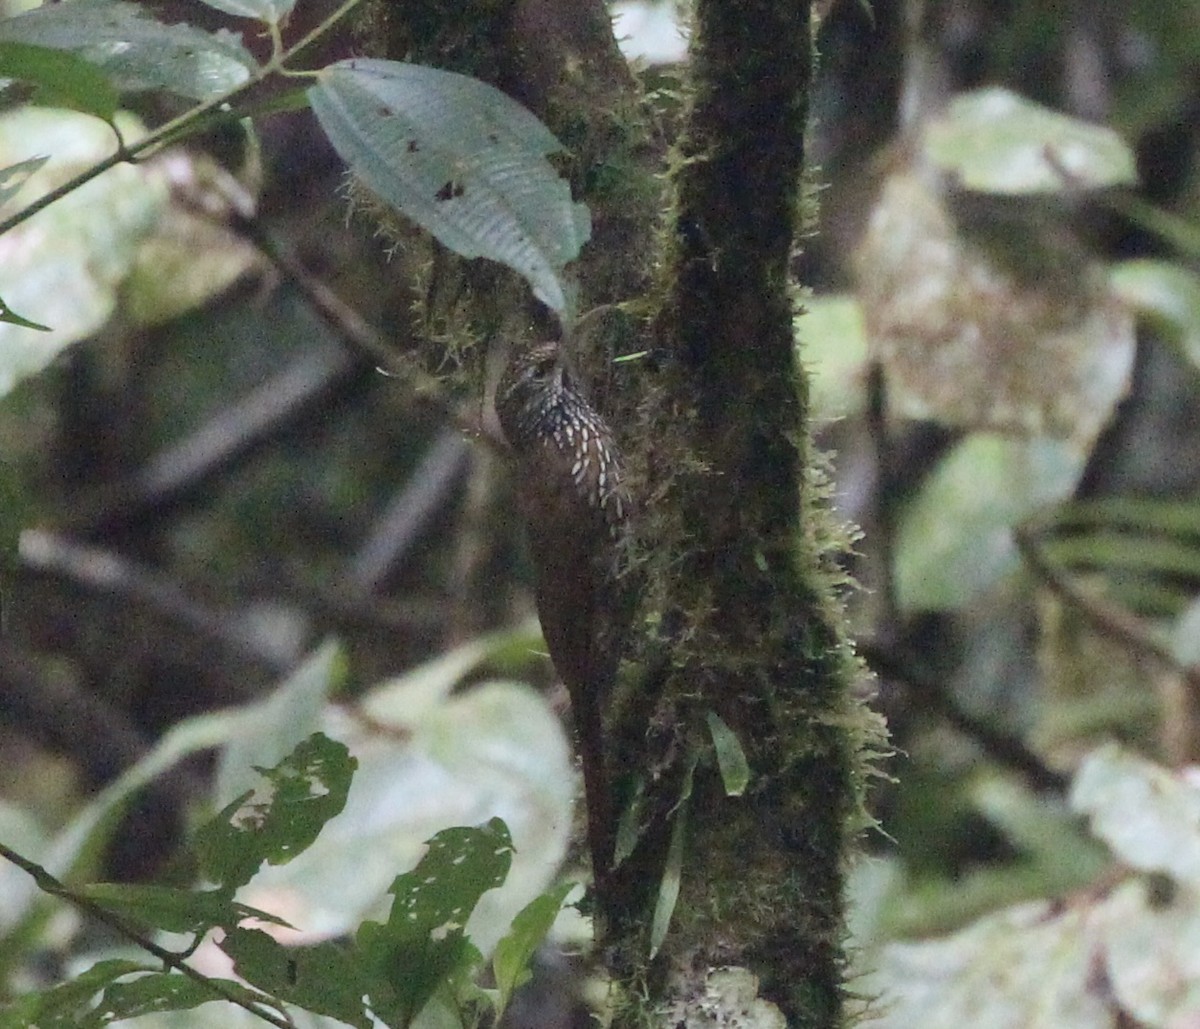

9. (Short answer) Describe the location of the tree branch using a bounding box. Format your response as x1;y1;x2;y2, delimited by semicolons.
0;841;294;1028
345;428;472;595
858;638;1069;793
59;346;368;539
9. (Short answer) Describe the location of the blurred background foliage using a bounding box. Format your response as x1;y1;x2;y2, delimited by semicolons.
3;0;1200;1025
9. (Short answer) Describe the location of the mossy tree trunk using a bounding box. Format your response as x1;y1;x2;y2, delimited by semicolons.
363;1;864;1024
604;1;859;1024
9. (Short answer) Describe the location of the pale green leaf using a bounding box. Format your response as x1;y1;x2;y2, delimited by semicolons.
895;433;1086;611
1099;879;1200;1027
705;711;750;797
1071;744;1200;889
1174;597;1200;667
797;294;869;421
0;107;167;399
236;680;573;955
214;641;347;808
924;86;1137;194
0;0;255;101
196;0;295;25
0;41;119;121
308;58;590;319
861;900;1108;1028
1111;259;1200;373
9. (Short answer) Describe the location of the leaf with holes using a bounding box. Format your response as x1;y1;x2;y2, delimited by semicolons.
309;59;591;319
221;928;373;1029
193;732;356;891
75;882;291;935
358;818;514;1026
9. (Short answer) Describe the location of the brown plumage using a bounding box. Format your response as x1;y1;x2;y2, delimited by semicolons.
496;341;630;699
495;340;631;875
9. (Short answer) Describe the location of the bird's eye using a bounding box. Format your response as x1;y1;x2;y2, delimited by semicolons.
531;356;557;380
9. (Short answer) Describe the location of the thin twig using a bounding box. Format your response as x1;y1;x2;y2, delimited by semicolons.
1014;525;1200;690
60;346;367;538
18;531;294;676
0;647;176;792
859;637;1070;793
0;842;294;1029
346;428;472;595
865;360;900;622
230;211;410;377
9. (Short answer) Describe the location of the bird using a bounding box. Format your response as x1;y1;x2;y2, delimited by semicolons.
494;340;632;878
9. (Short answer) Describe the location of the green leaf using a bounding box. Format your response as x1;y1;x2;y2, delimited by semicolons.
0;154;48;208
0;958;152;1028
214;640;347;808
492;882;573;1018
796;294;869;421
614;776;647;867
1047;497;1200;538
650;758;696;959
0;41;119;122
0;0;255;101
895;433;1087;611
1173;597;1200;667
75;882;291;934
194;732;357;891
359;622;543;724
308;58;590;319
705;712;751;797
233;676;573;956
197;0;296;25
358;819;513;1026
0;295;50;331
221;928;373;1029
1110;259;1200;373
924;86;1137;194
93;970;282;1024
1041;533;1200;578
651;807;686;961
38;706;250;905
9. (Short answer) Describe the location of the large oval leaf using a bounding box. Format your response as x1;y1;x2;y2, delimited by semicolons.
308;58;591;319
